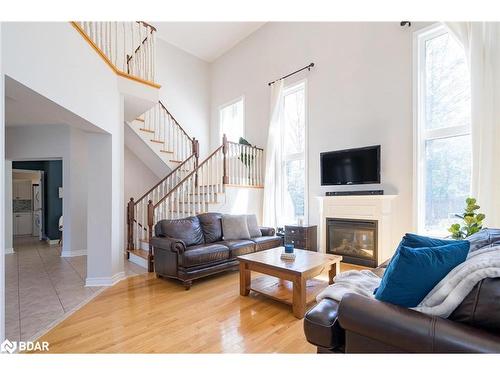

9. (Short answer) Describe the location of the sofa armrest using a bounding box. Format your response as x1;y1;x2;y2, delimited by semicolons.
150;236;186;254
304;298;345;351
338;293;500;353
259;227;276;236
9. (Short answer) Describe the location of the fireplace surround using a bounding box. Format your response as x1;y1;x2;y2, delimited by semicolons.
317;195;398;267
326;218;378;267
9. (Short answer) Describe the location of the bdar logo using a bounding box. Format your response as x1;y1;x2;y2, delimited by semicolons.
1;339;17;354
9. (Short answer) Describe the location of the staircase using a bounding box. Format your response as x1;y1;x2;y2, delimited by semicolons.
127;134;265;271
127;101;195;172
71;20;266;272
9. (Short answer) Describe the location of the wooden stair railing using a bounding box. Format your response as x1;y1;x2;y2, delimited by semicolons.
72;21;159;87
138;101;194;163
126;21;156;81
129;134;265;272
127;154;198;265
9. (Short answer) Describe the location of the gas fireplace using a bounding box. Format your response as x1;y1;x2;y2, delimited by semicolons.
326;218;378;268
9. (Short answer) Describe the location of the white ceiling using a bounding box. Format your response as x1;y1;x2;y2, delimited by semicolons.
152;22;265;62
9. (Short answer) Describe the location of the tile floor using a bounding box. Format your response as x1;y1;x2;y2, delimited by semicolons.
5;236;147;342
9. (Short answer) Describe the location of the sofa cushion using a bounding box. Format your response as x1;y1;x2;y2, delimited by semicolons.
374;241;470;307
181;243;230;268
246;214;262;238
155;216;204;247
198;212;223;243
252;235;283;251
222;214;251;240
449;277;500;333
217;240;256;258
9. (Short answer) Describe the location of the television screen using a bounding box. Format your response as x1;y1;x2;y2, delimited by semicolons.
320;146;380;185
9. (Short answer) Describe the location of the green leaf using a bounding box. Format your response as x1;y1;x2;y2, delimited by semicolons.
476;213;485;221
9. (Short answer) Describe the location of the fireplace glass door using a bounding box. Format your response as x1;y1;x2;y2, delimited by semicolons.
326;218;377;267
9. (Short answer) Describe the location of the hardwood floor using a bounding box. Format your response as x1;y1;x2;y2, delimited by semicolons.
38;262;365;353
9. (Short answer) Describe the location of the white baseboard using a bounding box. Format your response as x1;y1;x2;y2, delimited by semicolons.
85;271;125;287
60;249;87;257
5;248;14;255
128;252;148;269
46;239;60;246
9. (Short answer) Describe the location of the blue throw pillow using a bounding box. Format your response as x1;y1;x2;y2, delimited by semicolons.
374;241;469;307
383;233;459;270
400;233;457;249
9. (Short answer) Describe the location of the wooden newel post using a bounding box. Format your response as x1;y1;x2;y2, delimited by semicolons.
127;198;135;253
193;138;200;186
147;200;154;272
222;134;229;184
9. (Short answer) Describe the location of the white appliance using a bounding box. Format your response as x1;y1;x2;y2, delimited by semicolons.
32;184;43;238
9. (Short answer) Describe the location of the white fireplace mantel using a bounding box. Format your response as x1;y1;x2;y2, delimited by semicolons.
317;195;398;266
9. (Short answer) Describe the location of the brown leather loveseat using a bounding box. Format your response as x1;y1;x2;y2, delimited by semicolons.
304;229;500;353
151;213;282;289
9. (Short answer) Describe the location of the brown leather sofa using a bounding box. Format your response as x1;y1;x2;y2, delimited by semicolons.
151;213;282;289
304;229;500;353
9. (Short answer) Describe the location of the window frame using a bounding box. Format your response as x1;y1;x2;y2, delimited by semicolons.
218;95;245;142
413;23;472;235
280;79;309;225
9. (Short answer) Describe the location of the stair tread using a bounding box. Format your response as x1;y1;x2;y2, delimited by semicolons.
160;150;174;153
135;118;145;122
169;160;182;163
150;139;164;144
139;128;155;133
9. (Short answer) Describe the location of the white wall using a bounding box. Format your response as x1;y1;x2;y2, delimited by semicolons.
2;23;119;135
1;21;5;343
210;22;431;243
216;187;264;224
5;162;13;253
124;146;158;204
3;22;129;286
156;39;211;157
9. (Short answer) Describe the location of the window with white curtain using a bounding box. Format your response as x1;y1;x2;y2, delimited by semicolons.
415;25;472;235
219;97;244;142
281;81;307;225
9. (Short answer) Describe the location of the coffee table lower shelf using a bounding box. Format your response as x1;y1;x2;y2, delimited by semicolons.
249;275;328;307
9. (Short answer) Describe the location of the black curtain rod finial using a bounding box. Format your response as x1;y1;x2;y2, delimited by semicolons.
268;62;315;86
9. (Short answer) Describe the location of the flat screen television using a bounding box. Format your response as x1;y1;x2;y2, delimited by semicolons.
320;145;380;185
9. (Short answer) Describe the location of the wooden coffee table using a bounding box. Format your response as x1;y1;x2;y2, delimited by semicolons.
237;247;342;318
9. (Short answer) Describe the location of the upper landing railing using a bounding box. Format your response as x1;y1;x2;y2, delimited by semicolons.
72;21;159;88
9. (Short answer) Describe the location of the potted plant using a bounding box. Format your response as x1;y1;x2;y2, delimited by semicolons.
448;197;486;239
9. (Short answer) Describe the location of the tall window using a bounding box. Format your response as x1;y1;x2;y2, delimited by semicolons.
281;81;307;224
219;97;244;142
415;25;472;235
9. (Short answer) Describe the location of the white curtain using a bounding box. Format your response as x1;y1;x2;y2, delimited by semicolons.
445;22;500;227
263;80;284;228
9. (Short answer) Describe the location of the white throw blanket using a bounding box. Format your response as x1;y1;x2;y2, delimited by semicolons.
316;245;500;318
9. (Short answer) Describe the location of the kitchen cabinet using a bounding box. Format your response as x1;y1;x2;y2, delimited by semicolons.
14;212;33;236
13;180;32;200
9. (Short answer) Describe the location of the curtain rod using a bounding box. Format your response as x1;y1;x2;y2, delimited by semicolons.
268;63;315;86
